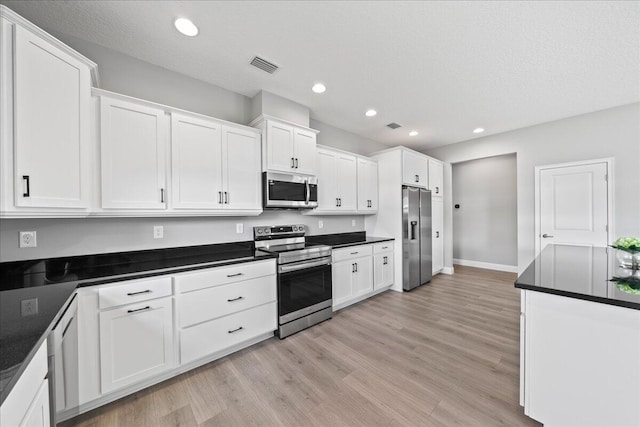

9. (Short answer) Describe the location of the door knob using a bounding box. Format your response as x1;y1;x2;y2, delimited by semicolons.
542;234;554;238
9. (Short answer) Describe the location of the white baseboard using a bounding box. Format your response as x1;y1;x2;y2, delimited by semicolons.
441;266;454;275
453;258;518;273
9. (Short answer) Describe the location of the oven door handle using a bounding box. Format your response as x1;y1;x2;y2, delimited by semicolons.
279;257;331;273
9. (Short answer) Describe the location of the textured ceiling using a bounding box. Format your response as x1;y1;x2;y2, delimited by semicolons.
3;0;639;149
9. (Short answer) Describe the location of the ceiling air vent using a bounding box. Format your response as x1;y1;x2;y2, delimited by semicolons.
387;122;402;130
250;56;279;74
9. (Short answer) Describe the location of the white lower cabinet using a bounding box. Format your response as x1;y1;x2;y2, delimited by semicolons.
332;244;394;311
373;243;394;290
0;340;50;427
99;296;174;394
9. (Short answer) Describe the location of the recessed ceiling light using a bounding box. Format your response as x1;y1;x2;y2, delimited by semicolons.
312;83;326;94
174;18;198;37
365;109;377;117
473;127;485;134
409;131;419;136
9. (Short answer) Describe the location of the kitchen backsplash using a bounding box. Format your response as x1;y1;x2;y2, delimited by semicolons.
0;212;364;262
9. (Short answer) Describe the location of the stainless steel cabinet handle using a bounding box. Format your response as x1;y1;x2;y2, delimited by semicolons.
227;296;244;302
350;251;359;255
338;198;342;207
127;289;151;296
127;306;151;314
22;175;30;197
382;246;388;249
352;263;356;273
355;262;358;272
435;186;439;194
291;157;295;168
218;191;223;204
415;174;419;182
224;191;229;204
295;158;299;168
160;188;165;203
226;272;243;277
542;234;554;238
436;231;440;238
228;326;244;334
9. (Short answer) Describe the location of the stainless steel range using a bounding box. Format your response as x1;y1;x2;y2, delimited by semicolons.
254;224;332;338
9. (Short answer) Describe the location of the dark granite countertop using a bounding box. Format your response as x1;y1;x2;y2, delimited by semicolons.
0;241;276;404
515;244;640;310
307;231;394;249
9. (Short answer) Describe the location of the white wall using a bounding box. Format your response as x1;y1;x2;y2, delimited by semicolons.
452;154;517;268
427;103;640;273
310;119;388;156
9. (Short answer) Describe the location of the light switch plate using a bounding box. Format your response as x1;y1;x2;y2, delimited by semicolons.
19;231;37;248
352;219;356;227
318;220;324;229
21;298;38;316
153;226;164;239
236;223;244;234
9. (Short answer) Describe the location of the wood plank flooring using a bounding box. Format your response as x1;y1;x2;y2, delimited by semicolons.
61;265;541;426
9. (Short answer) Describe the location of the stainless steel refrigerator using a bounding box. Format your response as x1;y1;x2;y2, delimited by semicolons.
402;186;432;291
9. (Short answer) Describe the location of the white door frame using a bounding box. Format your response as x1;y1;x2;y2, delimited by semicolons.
534;158;614;256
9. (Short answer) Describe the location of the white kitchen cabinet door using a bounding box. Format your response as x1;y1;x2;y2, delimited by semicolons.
222;126;262;211
293;128;317;175
265;121;295;173
99;297;174;394
100;97;167;210
332;260;354;308
428;159;444;197
374;253;394;290
316;149;338;211
13;25;90;209
432;198;444;273
352;256;373;297
402;151;428;188
20;379;50;427
171;114;223;209
337;154;357;211
357;158;378;212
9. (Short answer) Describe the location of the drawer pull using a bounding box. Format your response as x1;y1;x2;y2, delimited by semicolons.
350;251;359;255
382;246;388;249
127;289;151;296
127;306;151;314
226;272;243;278
227;296;244;302
228;326;244;334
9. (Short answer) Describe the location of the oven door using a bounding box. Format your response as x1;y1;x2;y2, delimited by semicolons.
278;258;332;323
263;172;318;209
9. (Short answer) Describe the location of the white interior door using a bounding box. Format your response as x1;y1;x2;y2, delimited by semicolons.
538;161;609;252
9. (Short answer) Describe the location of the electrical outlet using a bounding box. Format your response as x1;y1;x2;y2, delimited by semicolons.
318;220;324;229
352;219;356;227
236;223;244;234
19;231;37;248
153;226;164;239
21;298;38;316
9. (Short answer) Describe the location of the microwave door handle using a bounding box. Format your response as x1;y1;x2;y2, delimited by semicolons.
305;180;310;205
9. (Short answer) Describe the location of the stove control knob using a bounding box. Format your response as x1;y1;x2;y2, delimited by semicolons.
256;229;263;234
293;226;298;231
265;229;271;234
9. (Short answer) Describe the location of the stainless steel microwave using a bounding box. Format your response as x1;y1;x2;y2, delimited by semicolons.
263;172;318;209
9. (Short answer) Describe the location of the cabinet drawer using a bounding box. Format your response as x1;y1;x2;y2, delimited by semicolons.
178;275;276;328
332;244;373;263
180;302;277;364
373;242;394;254
174;260;276;294
98;276;172;309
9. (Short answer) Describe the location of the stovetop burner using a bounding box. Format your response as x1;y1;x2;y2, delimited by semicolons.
254;224;332;265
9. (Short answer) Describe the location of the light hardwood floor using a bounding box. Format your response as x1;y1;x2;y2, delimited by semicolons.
62;265;540;426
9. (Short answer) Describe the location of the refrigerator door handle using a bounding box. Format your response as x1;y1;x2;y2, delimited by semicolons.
410;220;417;240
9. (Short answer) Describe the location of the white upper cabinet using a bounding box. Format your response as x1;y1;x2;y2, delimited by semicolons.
171;114;223;209
171;113;261;213
260;118;318;175
221;125;262;211
100;96;167;210
428;159;444;197
314;147;357;213
357;157;378;213
1;10;96;216
402;150;428;188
